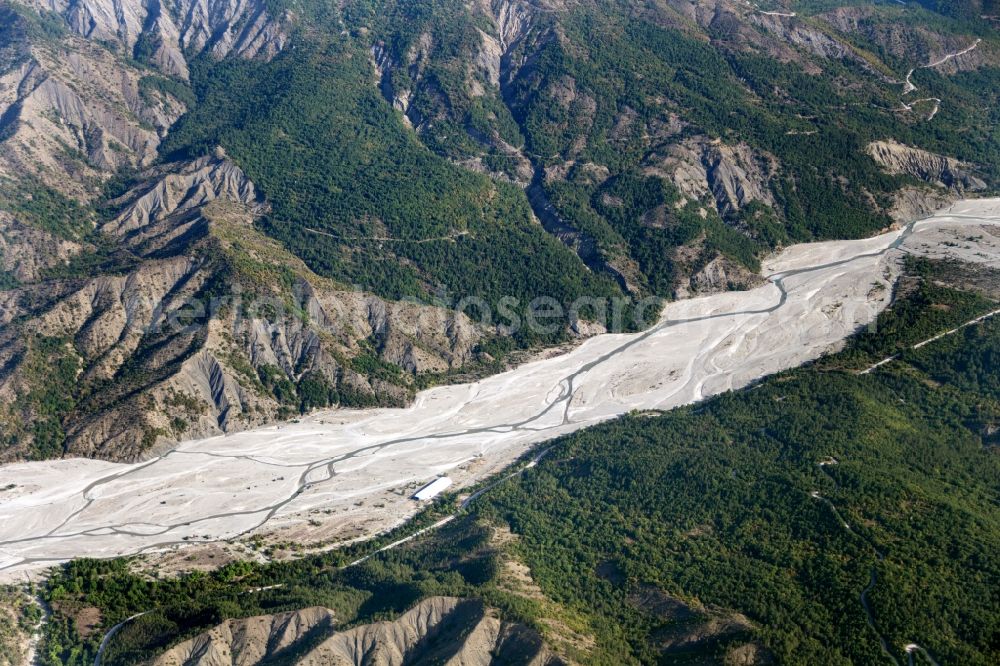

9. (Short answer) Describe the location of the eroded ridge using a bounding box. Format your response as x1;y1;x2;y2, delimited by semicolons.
1;200;999;577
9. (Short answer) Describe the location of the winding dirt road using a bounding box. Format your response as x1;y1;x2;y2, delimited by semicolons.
901;39;981;120
814;460;942;666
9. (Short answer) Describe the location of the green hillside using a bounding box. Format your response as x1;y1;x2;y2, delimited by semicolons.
37;261;1000;665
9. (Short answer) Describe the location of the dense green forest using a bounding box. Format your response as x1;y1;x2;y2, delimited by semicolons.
36;263;1000;665
160;38;623;336
349;0;1000;297
148;0;1000;310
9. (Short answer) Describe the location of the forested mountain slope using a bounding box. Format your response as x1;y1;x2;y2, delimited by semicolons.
0;0;998;460
34;259;1000;665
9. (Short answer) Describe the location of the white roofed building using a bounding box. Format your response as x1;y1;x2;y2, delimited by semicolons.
413;476;452;501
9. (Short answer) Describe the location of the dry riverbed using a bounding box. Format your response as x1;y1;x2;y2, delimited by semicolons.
1;199;998;580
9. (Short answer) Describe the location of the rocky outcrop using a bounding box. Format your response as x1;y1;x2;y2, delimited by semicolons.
534;135;776;297
104;148;261;238
0;14;185;201
867;140;987;193
0;7;187;295
475;0;538;87
0;212;82;282
703;142;777;218
17;0;290;79
370;32;435;128
369;0;554;184
749;12;850;61
0;2;488;462
0;153;484;461
663;0;733;30
820;5;993;72
887;186;957;224
649;137;778;220
671;236;763;300
173;0;289;63
659;1;848;73
151;606;337;666
626;585;771;664
688;254;761;295
1;0;992;463
151;597;562;666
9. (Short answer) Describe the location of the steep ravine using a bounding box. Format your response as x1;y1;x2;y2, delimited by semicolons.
526;169;633;294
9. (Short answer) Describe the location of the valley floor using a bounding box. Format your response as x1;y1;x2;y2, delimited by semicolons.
1;199;999;580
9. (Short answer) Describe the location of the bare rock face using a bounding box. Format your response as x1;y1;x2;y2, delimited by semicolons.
104;148;261;238
370;31;435;128
0;2;485;462
650;137;777;220
867;140;987;193
673;242;763;300
475;0;537;85
0;152;484;461
173;0;289;62
626;584;772;664
660;1;846;72
0;10;186;294
25;0;145;51
0;19;185;201
476;26;504;88
151;597;562;666
703;142;777;218
370;41;415;125
689;255;758;294
151;606;337;666
888;186;957;224
370;0;551;185
16;0;290;80
0;212;82;282
663;0;732;29
821;5;992;71
748;12;850;61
